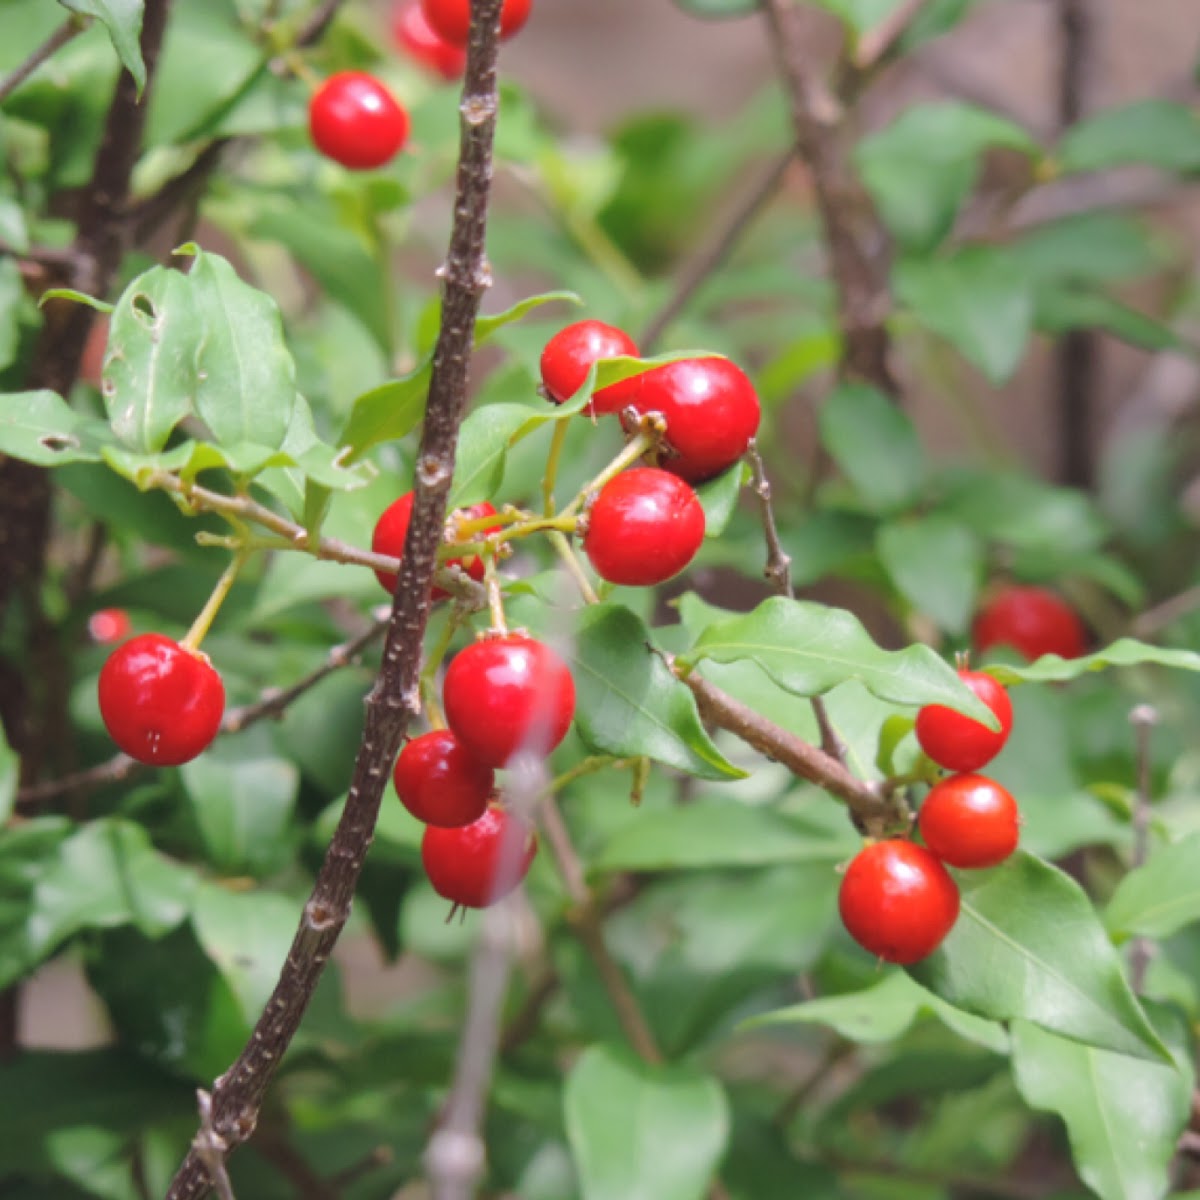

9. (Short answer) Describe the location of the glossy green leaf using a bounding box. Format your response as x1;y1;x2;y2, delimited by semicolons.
1106;834;1200;941
818;382;925;511
0;389;115;466
1012;1004;1193;1200
896;247;1033;383
984;637;1200;685
876;516;983;634
564;1044;730;1200
909;851;1170;1062
0;818;72;990
694;461;745;538
59;0;145;94
1057;100;1200;174
680;596;996;723
571;605;744;781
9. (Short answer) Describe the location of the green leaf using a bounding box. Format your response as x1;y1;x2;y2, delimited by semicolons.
983;636;1200;685
876;516;983;634
1012;1004;1193;1200
818;382;925;512
1035;287;1185;352
896;247;1033;383
694;461;745;538
855;103;1038;250
59;0;145;94
1006;213;1167;287
0;818;72;990
805;0;911;37
909;851;1170;1062
474;290;580;343
680;596;996;723
1105;833;1200;941
0;389;115;466
571;605;745;781
0;255;23;372
1058;100;1200;174
0;723;15;824
670;0;758;16
564;1044;730;1200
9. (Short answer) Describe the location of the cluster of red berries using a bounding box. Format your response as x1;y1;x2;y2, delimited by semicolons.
838;667;1020;965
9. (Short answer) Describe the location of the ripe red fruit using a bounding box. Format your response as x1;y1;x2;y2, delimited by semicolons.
419;0;532;47
308;71;410;170
583;467;705;586
838;840;960;964
421;803;538;908
372;493;500;597
443;634;575;767
918;773;1020;869
88;607;131;645
540;319;640;413
393;729;494;828
391;1;467;79
98;633;225;766
973;585;1087;662
630;356;761;483
915;669;1014;774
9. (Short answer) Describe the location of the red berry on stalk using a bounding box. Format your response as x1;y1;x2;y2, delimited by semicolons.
308;72;409;170
372;493;500;598
391;1;466;79
88;607;131;645
583;467;705;586
393;730;494;828
98;633;225;766
973;585;1087;662
419;0;532;47
443;634;575;767
918;773;1020;869
421;803;538;908
630;356;761;483
915;669;1013;774
540;319;640;413
838;840;960;964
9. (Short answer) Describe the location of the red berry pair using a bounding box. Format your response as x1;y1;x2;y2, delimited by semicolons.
418;0;532;46
309;72;410;170
392;2;466;80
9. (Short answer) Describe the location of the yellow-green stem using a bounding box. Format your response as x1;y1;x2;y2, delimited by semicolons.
547;755;636;796
483;555;507;634
181;550;249;652
560;430;656;519
542;420;570;517
549;530;599;605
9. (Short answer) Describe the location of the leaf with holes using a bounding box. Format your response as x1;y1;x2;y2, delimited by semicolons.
0;389;115;466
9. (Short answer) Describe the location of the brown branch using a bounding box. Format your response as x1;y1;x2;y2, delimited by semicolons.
497;966;560;1056
0;16;87;106
164;0;505;1187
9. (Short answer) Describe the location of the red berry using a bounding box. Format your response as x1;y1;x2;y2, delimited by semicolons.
838;840;960;964
583;467;705;586
540;319;640;413
308;71;409;170
630;356;761;483
915;669;1014;774
421;803;538;908
393;729;494;827
443;634;575;767
973;585;1087;662
372;493;500;597
391;0;467;79
918;773;1020;869
98;633;225;766
419;0;532;47
88;607;131;645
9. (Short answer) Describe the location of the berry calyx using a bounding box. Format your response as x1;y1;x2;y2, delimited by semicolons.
421;803;538;908
973;585;1087;662
630;356;761;483
443;634;575;767
915;669;1013;774
419;0;532;47
540;319;640;413
98;633;225;766
391;0;467;79
88;607;131;645
838;840;960;964
918;773;1020;869
583;467;705;586
372;493;500;598
393;730;494;827
308;71;410;170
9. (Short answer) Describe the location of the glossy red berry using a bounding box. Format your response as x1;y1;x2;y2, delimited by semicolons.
973;585;1087;662
421;803;538;908
419;0;532;47
540;319;640;413
838;840;960;964
915;669;1014;774
391;1;466;79
630;356;761;483
393;730;494;827
308;72;409;170
443;634;575;767
372;493;500;597
919;773;1020;869
98;633;225;766
88;607;131;645
583;467;705;586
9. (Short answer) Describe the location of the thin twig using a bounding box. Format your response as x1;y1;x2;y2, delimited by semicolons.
852;0;931;70
497;966;560;1055
1129;704;1157;993
0;17;87;106
192;1092;237;1200
1133;584;1200;639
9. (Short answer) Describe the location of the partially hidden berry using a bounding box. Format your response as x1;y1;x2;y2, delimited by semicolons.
540;319;640;413
391;0;467;79
421;803;538;908
309;71;410;170
973;584;1087;662
98;633;225;766
838;840;960;964
419;0;532;46
918;773;1020;869
915;669;1013;774
88;607;131;645
393;729;494;827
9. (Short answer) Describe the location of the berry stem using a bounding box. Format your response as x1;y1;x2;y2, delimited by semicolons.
483;555;508;634
418;607;464;729
548;530;599;605
541;419;569;516
559;428;658;519
180;550;249;652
